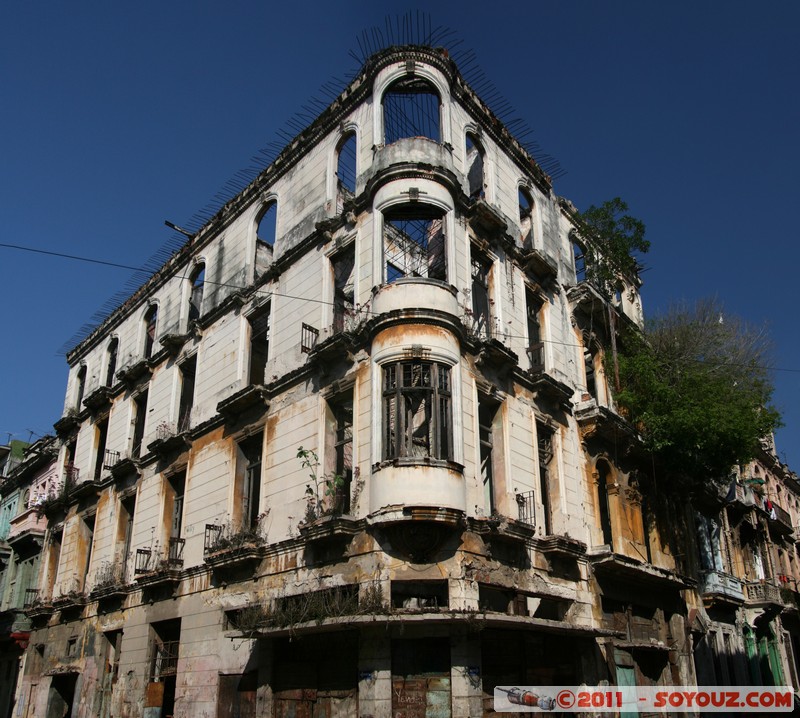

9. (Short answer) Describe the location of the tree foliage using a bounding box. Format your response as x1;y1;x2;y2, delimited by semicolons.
577;197;649;292
614;299;781;489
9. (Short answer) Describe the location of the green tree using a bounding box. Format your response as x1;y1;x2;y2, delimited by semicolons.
576;197;649;292
614;299;781;491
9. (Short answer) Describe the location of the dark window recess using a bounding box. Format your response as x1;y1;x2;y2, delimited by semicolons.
149;618;181;717
300;323;319;353
383;360;452;461
105;338;118;386
584;347;597;400
94;418;109;480
391;580;449;610
332;247;355;333
597;461;614;546
144;305;158;359
382;75;441;144
479;397;501;515
466;133;484;199
75;365;87;409
238;433;263;530
120;496;136;582
470;253;492;339
526;289;544;371
384;205;446;282
189;264;205;321
537;422;555;535
168;471;186;542
131;391;148;459
332;398;353;515
248;306;270;386
81;515;96;590
178;356;196;432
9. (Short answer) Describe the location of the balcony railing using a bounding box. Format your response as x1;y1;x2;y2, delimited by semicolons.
527;342;545;373
744;580;784;607
23;588;39;608
516;491;536;527
103;450;121;470
204;524;224;554
301;323;319;353
151;640;179;680
167;537;185;567
135;548;154;575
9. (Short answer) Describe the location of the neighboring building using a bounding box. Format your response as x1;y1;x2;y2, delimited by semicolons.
0;436;57;718
15;44;795;718
692;435;800;692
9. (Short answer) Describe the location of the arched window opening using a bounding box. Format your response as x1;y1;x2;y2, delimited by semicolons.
382;76;441;145
383;204;446;283
466;133;484;199
336;133;357;204
143;305;158;359
597;460;614;546
105;338;118;387
255;203;277;277
518;187;534;248
188;264;205;322
75;365;87;409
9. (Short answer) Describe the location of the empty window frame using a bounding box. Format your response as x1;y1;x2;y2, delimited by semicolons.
596;460;614;546
325;393;353;515
188;264;205;322
383;360;452;461
331;246;355;333
466;133;485;199
93;416;109;480
143;305;158;359
105;338;118;386
382;75;441;144
470;251;492;340
235;433;263;531
177;356;196;432
164;471;186;567
79;514;96;590
383;204;446;283
518;187;534;248
248;305;271;386
584;345;598;400
478;395;503;515
536;421;555;535
118;495;136;582
131;391;148;459
336;132;357;202
525;288;544;372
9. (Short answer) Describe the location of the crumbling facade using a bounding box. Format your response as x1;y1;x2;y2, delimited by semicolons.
15;45;800;718
0;436;57;718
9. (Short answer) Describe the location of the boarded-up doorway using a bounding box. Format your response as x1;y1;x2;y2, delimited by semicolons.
272;632;358;717
392;638;451;718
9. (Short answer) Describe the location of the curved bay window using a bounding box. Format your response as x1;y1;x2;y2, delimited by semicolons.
383;360;452;461
383;204;446;283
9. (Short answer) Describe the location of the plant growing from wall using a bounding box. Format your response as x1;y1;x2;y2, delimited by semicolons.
297;446;346;522
612;299;781;494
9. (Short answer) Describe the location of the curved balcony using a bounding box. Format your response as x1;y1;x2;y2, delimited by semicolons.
369;463;466;519
371;278;459;320
365;138;458;197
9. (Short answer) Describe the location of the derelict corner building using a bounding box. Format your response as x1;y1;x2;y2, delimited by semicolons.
22;44;711;717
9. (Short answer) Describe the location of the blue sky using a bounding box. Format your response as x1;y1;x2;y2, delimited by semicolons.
2;2;798;469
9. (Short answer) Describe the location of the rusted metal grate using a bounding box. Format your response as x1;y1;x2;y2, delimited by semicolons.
167;537;185;567
204;524;224;555
301;323;319;353
135;548;153;575
152;640;180;680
